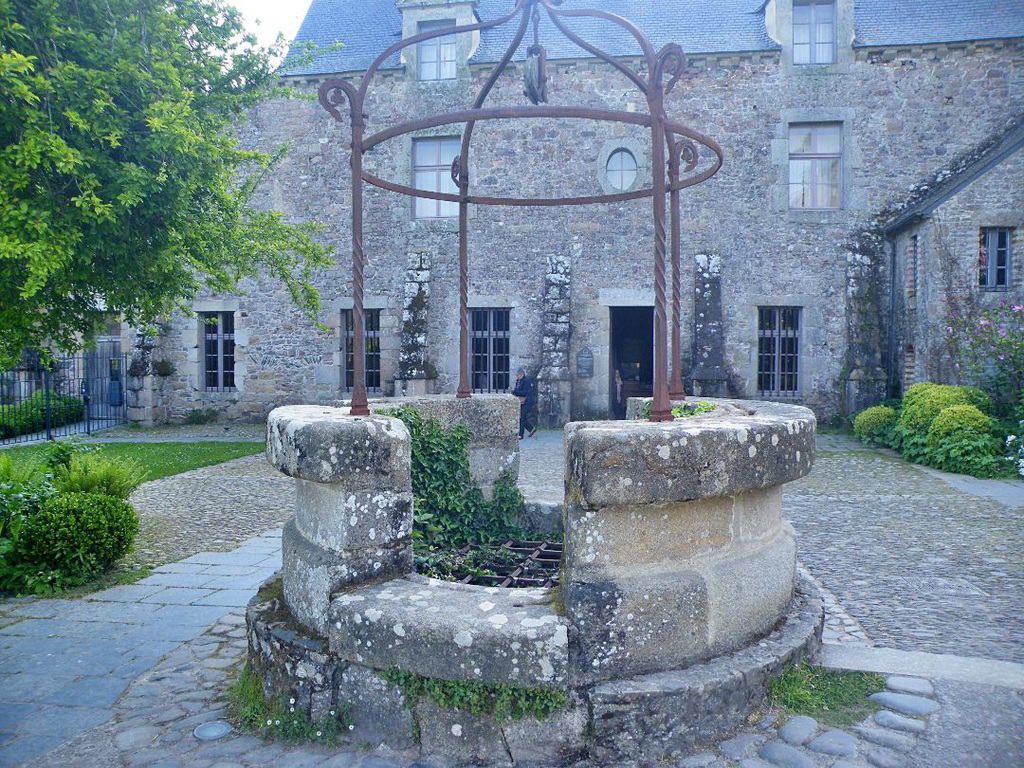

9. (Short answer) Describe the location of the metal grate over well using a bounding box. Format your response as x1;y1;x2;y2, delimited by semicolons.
453;540;562;588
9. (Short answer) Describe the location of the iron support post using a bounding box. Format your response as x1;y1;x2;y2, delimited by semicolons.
669;138;685;400
649;100;672;422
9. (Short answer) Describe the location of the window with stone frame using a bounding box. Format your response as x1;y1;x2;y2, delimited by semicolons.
413;137;460;219
793;0;836;65
788;123;842;210
605;149;638;191
979;228;1012;291
342;309;382;392
418;20;457;81
201;312;235;392
757;307;801;398
470;308;511;393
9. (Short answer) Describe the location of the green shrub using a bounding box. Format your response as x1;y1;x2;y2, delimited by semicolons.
44;436;96;470
901;383;937;412
926;405;993;450
898;385;978;434
53;453;148;500
921;404;1008;477
853;406;896;444
14;492;139;586
0;392;85;439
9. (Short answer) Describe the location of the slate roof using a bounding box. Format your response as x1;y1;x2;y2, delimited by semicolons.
855;0;1024;48
282;0;1024;77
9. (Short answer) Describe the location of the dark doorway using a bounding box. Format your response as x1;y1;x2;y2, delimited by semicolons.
609;306;654;417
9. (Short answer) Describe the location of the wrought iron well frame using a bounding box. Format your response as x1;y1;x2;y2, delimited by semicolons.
318;0;723;422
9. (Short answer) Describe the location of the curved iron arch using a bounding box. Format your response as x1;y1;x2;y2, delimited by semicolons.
317;0;723;421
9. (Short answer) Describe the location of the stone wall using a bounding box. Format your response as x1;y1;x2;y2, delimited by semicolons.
139;34;1023;424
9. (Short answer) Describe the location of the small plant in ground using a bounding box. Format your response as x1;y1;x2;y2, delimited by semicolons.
52;453;149;500
43;436;97;471
184;408;220;426
768;664;885;728
227;664;351;747
381;667;568;724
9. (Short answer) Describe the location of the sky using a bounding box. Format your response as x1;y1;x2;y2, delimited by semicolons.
230;0;311;49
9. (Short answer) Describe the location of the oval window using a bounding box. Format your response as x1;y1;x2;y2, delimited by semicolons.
606;149;638;191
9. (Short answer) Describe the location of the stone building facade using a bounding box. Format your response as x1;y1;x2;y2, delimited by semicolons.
126;0;1024;425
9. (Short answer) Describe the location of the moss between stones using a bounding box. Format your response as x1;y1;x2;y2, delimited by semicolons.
380;667;568;724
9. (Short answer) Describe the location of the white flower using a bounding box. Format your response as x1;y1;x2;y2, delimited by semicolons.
289;707;295;713
316;731;322;737
275;720;281;726
348;724;355;731
289;698;295;704
266;719;272;726
330;710;336;717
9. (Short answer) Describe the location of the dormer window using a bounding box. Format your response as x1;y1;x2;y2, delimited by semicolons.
418;20;457;81
793;0;835;65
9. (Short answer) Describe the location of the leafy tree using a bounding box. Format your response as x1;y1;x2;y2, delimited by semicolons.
0;0;331;365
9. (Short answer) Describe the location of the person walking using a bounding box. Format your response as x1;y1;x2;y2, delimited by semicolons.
512;366;537;439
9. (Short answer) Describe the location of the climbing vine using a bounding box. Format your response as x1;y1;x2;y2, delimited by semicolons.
381;407;528;578
381;667;568;724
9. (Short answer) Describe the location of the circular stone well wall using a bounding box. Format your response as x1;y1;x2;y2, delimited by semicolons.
249;397;823;765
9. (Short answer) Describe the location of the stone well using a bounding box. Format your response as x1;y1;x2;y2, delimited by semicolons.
248;397;823;765
333;394;521;498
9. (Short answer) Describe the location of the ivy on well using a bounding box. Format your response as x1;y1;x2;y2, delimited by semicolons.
381;667;568;724
381;407;534;579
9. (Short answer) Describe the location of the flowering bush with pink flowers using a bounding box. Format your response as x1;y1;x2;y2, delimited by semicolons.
947;302;1024;417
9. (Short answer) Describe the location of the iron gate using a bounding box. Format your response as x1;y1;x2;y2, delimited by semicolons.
0;349;129;445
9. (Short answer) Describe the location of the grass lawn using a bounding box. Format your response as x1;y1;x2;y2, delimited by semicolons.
768;664;886;727
2;441;265;482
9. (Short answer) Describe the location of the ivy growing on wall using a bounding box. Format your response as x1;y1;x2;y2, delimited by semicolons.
381;407;527;571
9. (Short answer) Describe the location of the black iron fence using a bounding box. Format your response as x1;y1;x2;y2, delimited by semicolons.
0;351;129;445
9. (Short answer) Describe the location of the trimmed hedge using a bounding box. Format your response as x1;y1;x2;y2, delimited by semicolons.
897;384;989;434
855;386;1014;479
0;391;85;439
853;405;896;444
14;492;138;584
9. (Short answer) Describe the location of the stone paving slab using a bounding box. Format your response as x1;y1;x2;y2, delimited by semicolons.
0;532;283;766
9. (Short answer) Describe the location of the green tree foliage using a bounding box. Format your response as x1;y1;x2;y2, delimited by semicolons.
0;0;331;364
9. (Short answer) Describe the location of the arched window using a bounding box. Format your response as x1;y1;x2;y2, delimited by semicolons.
606;149;638;191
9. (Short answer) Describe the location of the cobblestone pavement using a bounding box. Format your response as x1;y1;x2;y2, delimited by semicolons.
92;423;267;443
516;429;565;505
0;531;282;767
126;455;294;569
787;435;1024;664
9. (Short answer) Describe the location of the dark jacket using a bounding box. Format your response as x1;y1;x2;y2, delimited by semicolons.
513;374;537;407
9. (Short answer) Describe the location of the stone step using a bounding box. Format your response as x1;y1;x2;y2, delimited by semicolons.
328;574;569;687
885;675;934;698
853;726;916;752
874;710;926;733
869;691;939;716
